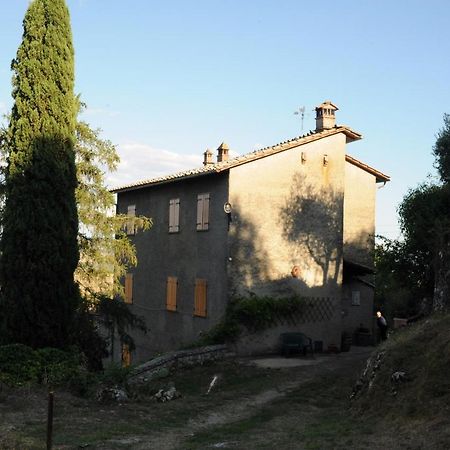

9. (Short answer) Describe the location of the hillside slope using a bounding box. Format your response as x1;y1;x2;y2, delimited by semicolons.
351;312;450;447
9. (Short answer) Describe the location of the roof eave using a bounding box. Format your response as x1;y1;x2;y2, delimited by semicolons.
111;169;221;193
345;154;390;183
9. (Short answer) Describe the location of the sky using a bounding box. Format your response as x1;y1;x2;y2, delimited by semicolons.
1;0;450;240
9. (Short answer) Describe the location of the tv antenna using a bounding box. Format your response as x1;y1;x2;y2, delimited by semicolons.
294;106;306;131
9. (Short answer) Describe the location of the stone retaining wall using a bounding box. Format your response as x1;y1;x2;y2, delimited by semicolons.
128;344;229;384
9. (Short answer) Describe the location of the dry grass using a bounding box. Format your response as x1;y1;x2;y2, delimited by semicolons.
1;318;450;449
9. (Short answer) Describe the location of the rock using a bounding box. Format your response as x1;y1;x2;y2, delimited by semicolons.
154;385;181;402
96;387;129;403
391;371;407;383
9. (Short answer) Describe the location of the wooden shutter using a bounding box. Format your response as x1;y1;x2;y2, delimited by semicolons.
196;195;204;230
166;276;178;311
202;193;210;230
126;205;136;235
194;278;207;317
169;199;180;233
196;193;210;231
124;273;133;304
121;343;131;367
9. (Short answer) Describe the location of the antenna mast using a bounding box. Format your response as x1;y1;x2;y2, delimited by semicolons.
294;106;306;131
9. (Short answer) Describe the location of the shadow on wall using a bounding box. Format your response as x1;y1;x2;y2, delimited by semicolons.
229;201;327;299
279;173;343;287
228;202;272;297
344;232;375;268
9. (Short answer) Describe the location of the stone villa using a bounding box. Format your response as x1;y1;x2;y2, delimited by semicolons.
113;101;390;363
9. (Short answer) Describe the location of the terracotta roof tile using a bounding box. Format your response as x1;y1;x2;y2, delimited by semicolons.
112;125;381;193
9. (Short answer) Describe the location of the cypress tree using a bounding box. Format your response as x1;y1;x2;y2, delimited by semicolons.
0;0;80;348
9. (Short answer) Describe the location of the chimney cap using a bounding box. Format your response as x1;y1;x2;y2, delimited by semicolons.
315;100;339;112
217;142;229;150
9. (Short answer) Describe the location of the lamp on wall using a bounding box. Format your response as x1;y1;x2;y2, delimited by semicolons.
323;154;329;166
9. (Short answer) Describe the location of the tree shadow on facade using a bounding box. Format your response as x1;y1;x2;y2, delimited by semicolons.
279;173;343;287
229;201;311;298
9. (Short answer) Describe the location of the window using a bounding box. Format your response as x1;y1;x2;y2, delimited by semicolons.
166;276;178;311
126;204;136;235
196;193;210;231
169;198;180;233
194;278;207;317
351;291;360;306
121;343;131;367
124;273;133;304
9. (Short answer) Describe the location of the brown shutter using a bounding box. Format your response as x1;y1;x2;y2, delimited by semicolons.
196;194;204;230
166;276;178;311
194;278;207;317
174;198;180;232
127;205;136;235
125;273;133;304
121;343;131;367
169;199;175;232
202;193;210;230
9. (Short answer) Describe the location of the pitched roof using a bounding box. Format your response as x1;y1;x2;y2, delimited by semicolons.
112;125;388;193
345;154;390;183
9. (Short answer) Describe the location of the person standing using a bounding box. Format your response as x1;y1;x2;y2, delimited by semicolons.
376;311;388;341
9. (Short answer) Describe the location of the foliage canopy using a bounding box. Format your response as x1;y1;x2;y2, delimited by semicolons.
0;0;80;349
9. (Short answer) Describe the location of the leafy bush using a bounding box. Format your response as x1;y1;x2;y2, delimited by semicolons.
0;344;85;388
0;344;41;386
100;362;132;388
36;347;81;385
199;295;306;345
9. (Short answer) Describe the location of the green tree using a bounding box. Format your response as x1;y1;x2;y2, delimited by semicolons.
433;113;450;183
0;0;80;348
74;103;151;301
377;115;450;315
431;115;450;309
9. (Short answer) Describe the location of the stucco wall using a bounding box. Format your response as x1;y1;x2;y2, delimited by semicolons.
227;133;348;350
342;279;375;337
343;162;376;266
117;173;230;362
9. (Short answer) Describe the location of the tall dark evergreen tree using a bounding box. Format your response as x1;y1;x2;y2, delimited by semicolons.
0;0;80;348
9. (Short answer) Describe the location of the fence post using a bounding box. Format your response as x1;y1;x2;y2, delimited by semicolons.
47;391;54;450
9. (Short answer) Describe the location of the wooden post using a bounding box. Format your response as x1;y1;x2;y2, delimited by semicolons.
47;391;54;450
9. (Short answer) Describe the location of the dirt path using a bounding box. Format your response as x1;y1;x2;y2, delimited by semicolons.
114;347;373;450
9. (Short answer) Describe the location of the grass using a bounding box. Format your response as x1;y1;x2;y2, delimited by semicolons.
2;317;450;449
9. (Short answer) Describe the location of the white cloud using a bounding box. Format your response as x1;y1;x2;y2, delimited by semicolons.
106;142;202;188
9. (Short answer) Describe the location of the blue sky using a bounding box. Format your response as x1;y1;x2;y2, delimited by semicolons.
1;0;450;239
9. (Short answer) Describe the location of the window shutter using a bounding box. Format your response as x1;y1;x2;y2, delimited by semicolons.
197;193;210;231
121;343;131;367
125;273;133;304
166;276;178;311
194;278;207;317
202;193;210;230
169;199;175;232
126;205;136;235
197;195;204;230
174;198;180;232
170;199;180;233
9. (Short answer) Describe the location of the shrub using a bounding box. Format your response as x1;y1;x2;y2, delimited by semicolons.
36;347;81;385
199;294;306;345
100;362;132;388
0;344;41;386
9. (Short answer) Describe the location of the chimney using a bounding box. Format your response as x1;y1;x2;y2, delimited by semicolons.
217;142;229;163
315;100;338;132
203;148;214;166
